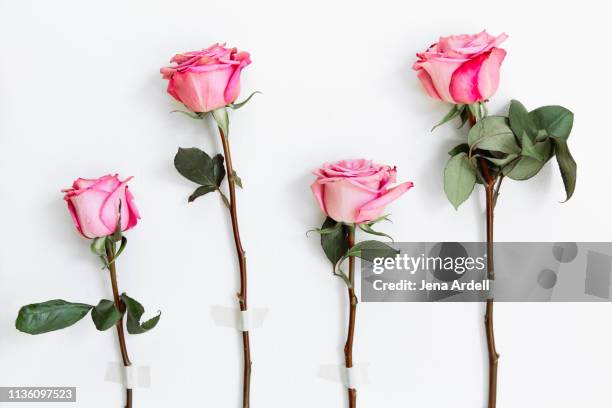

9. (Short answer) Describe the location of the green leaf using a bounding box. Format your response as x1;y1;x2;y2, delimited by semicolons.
535;129;548;142
232;171;243;188
432;104;464;131
444;153;476;209
121;294;161;335
503;139;552;180
551;137;577;201
509;100;538;141
482;153;518;167
16;300;93;335
91;299;122;331
212;154;226;187
530;106;574;140
228;91;261;110
174;147;215;186
211;107;229;137
520;133;544;162
448;143;469;157
503;157;545;180
320;217;348;266
344;240;398;262
188;185;216;202
90;236;107;256
468;116;520;155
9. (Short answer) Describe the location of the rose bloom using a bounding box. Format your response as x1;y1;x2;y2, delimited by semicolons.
311;159;413;224
63;174;140;239
413;30;507;104
160;43;251;113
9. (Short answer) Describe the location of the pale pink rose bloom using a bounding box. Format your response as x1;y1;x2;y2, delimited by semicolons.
311;159;413;224
160;43;251;113
413;30;508;104
62;174;140;239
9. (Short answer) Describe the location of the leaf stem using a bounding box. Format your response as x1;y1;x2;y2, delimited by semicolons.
344;226;357;408
106;241;133;408
218;127;251;408
216;187;231;209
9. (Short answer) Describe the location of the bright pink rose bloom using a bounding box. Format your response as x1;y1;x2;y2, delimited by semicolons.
311;159;413;224
160;43;251;113
413;30;508;104
62;174;140;239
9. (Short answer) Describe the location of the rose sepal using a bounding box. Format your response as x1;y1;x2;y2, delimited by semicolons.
212;107;229;137
227;91;261;110
432;102;488;131
310;217;398;288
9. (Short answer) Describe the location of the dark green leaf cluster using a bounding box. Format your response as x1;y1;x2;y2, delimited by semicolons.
172;94;261;204
15;294;160;335
313;217;398;287
444;100;576;209
174;147;228;205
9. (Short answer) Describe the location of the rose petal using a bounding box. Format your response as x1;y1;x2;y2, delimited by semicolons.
322;179;379;223
310;181;327;216
416;69;442;100
224;55;251;104
65;199;84;237
414;58;463;103
171;68;234;113
68;189;113;238
356;181;414;223
449;48;506;104
124;188;140;230
476;48;506;101
99;177;133;233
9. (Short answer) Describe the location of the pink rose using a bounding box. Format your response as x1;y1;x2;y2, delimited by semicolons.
413;30;508;104
311;159;413;224
160;43;251;113
62;174;140;239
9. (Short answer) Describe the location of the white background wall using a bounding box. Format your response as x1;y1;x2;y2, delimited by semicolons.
1;0;611;407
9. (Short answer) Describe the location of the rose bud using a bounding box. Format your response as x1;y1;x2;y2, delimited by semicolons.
62;174;140;239
160;43;251;113
413;30;508;104
311;159;413;224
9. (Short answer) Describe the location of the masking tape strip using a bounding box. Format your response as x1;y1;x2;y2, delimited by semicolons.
318;363;370;388
210;306;268;331
105;362;151;389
